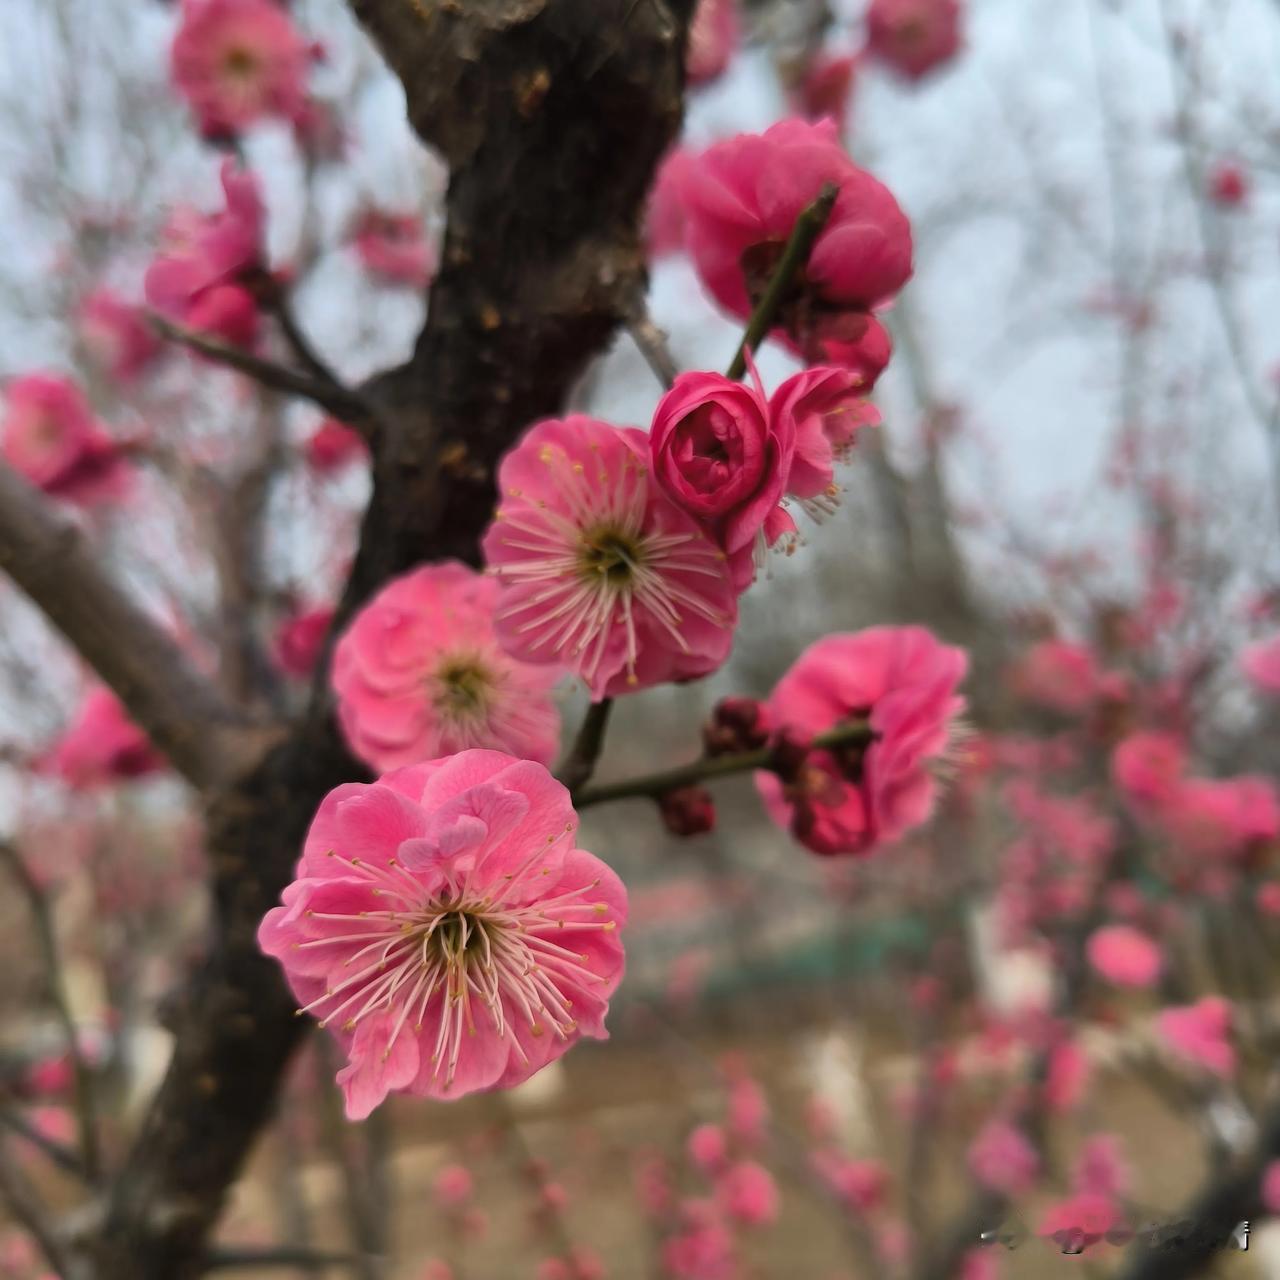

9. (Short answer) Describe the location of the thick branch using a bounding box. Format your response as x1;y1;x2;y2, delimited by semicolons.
0;465;266;790
557;697;613;795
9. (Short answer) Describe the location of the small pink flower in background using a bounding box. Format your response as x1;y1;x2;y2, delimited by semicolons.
2;374;132;507
813;1154;888;1213
258;750;627;1117
1010;639;1100;715
757;627;968;856
305;418;368;474
432;1163;474;1211
1262;1160;1280;1214
792;51;859;122
1086;925;1162;988
727;1075;769;1146
1257;882;1280;916
682;119;912;369
23;1055;74;1098
1044;1037;1090;1112
78;290;161;384
1039;1192;1120;1255
537;1250;606;1280
685;0;738;87
1170;775;1280;857
1157;997;1235;1078
662;1200;736;1280
635;1151;674;1219
715;1160;778;1226
687;1123;729;1173
1208;160;1249;208
419;1261;454;1280
333;562;562;770
1072;1135;1129;1200
29;1106;75;1147
771;364;880;518
351;209;435;290
170;0;310;138
645;147;696;260
649;367;794;587
966;1118;1039;1195
864;0;963;82
44;687;164;790
957;1250;1000;1280
483;416;737;701
145;159;265;342
1111;731;1186;811
1242;634;1280;694
272;604;333;678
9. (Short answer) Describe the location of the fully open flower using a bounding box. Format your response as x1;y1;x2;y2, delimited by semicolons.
78;290;161;385
756;626;967;855
682;119;912;368
2;374;131;507
44;687;163;789
864;0;963;82
170;0;310;138
351;209;435;290
483;416;737;701
259;751;626;1117
333;562;562;770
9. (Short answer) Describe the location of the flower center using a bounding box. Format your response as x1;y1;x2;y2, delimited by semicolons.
579;527;642;586
223;46;260;82
432;657;493;720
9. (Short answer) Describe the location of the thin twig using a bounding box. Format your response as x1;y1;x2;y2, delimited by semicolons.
0;842;100;1181
557;698;614;795
725;183;838;380
267;293;346;392
574;718;872;809
205;1245;363;1272
627;310;680;389
0;1101;89;1181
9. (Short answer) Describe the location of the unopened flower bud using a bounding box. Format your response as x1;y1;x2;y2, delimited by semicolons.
704;696;770;756
658;786;716;836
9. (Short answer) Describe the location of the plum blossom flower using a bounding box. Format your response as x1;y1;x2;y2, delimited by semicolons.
662;1200;736;1280
1170;775;1280;858
1209;160;1249;208
351;209;435;290
1242;634;1280;694
1085;925;1162;988
333;563;562;771
682;119;912;368
967;1118;1039;1195
1010;639;1101;715
1262;1161;1280;1214
792;50;859;122
756;627;968;856
1038;1192;1120;1255
687;1123;728;1173
649;367;794;585
2;374;132;506
1157;997;1235;1078
78;290;161;384
646;147;696;260
170;0;310;139
1073;1136;1129;1200
272;604;334;678
864;0;963;82
685;0;739;87
483;416;737;701
432;1163;474;1210
1111;731;1185;812
44;687;164;789
715;1161;779;1227
258;750;627;1117
305;418;368;474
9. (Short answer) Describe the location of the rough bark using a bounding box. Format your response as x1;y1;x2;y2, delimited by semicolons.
70;1;691;1276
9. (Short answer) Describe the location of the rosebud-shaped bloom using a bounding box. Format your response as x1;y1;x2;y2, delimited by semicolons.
967;1118;1039;1195
682;119;912;367
649;368;794;583
170;0;310;138
333;563;562;771
792;51;858;122
757;627;968;856
272;605;333;679
1157;997;1235;1078
1010;639;1100;716
44;687;163;789
686;0;738;87
715;1161;779;1227
1085;925;1162;988
770;364;880;518
351;209;435;290
1208;161;1249;208
259;751;627;1117
1111;731;1185;813
78;290;161;385
865;0;963;82
305;418;368;474
483;417;737;701
2;374;131;506
658;786;716;836
1242;634;1280;695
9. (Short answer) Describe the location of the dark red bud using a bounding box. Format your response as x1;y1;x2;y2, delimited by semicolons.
657;786;716;837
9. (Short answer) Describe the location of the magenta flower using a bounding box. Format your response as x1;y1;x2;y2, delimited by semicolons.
792;51;859;123
864;0;963;83
333;563;562;771
1242;633;1280;694
1111;731;1186;813
1157;998;1235;1078
967;1118;1039;1195
351;209;435;290
1085;925;1162;988
78;290;161;385
305;417;368;474
686;0;739;87
1010;638;1101;716
1038;1192;1121;1255
259;750;627;1117
649;368;794;585
170;0;310;139
483;416;737;701
1170;775;1280;858
714;1160;779;1227
1262;1160;1280;1214
1208;160;1249;209
2;374;132;507
43;687;163;790
272;604;334;679
756;627;968;856
682;119;912;367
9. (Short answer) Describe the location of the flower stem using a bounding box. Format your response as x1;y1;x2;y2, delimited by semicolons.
725;182;839;381
574;717;872;809
558;697;614;795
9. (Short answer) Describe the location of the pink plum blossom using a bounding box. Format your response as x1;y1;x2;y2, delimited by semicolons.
1038;1193;1120;1255
170;0;310;138
305;418;368;474
1111;731;1185;812
1156;997;1235;1078
727;1074;769;1146
662;1200;736;1280
1072;1135;1129;1200
1262;1161;1280;1215
1010;639;1100;715
813;1154;887;1213
1085;925;1162;988
864;0;963;82
432;1163;474;1210
483;416;737;701
1170;775;1280;858
44;687;164;790
682;119;912;367
272;605;334;678
646;147;696;260
685;0;739;87
1209;160;1249;208
687;1123;729;1173
78;290;161;384
2;374;131;506
967;1118;1039;1195
258;750;627;1117
715;1160;779;1226
351;209;435;290
1242;634;1280;694
756;627;968;856
332;563;562;771
792;51;859;122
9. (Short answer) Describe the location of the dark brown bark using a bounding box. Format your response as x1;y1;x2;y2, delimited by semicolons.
72;2;691;1276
